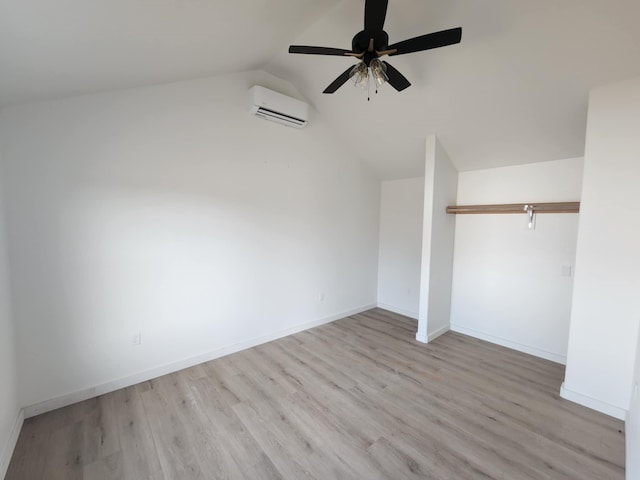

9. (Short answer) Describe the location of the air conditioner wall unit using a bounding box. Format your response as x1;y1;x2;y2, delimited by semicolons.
248;86;308;129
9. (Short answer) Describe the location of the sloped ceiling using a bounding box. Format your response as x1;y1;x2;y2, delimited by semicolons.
267;0;640;177
0;0;341;105
2;0;640;178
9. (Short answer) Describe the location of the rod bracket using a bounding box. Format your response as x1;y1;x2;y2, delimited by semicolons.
524;204;535;229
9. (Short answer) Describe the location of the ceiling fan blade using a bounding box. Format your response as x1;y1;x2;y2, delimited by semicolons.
323;66;355;94
289;45;355;56
364;0;388;32
387;27;462;56
382;62;411;92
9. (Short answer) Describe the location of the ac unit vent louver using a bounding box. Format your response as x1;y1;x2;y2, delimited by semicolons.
248;86;308;129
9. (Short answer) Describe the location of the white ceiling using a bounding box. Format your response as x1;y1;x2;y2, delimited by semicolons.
0;0;340;105
2;0;640;178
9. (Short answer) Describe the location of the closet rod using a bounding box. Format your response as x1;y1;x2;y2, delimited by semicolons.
446;202;580;215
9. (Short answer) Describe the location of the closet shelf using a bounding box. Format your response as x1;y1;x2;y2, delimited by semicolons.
446;202;580;215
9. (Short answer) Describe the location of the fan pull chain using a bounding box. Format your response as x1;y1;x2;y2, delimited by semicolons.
374;69;378;96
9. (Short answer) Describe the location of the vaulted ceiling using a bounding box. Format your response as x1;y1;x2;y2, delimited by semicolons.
2;0;640;178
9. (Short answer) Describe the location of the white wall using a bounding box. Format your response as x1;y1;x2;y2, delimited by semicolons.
417;136;458;342
0;169;20;478
450;158;583;364
628;326;640;479
0;70;381;412
562;76;640;420
377;178;424;319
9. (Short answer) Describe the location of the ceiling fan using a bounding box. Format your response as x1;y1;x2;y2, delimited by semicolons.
288;0;462;94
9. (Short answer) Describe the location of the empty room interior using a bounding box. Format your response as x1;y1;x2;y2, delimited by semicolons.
1;0;640;479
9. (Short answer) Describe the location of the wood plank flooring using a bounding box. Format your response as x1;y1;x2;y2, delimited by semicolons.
6;309;625;479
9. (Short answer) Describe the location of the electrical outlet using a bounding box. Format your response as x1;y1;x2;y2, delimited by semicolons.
318;292;325;302
131;331;142;346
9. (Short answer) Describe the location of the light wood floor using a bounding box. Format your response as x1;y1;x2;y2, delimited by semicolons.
6;309;625;479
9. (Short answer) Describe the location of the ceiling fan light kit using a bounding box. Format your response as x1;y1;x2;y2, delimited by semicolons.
350;62;369;90
370;59;389;87
288;0;462;97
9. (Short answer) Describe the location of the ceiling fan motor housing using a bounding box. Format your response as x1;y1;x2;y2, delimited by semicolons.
353;30;389;55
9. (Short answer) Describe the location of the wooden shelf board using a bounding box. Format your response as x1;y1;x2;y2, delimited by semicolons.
446;202;580;215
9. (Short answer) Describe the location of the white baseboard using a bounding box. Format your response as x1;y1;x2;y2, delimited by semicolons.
428;325;450;342
450;324;567;365
0;408;24;479
415;324;450;344
24;304;376;418
376;303;418;320
560;382;626;420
